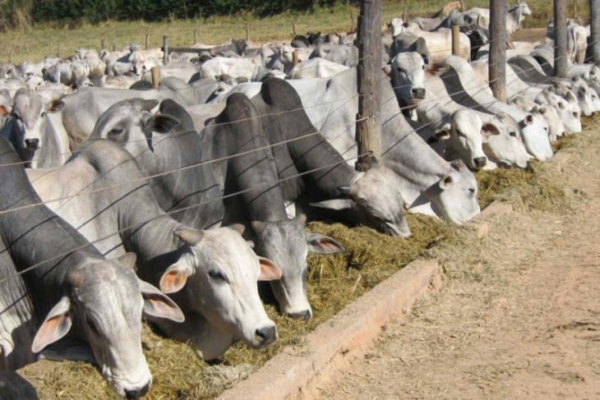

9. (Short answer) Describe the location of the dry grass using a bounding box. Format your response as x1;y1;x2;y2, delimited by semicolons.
0;0;589;64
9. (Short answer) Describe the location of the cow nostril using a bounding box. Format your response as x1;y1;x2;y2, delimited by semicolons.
473;157;487;168
125;383;149;400
288;310;312;321
255;325;277;346
411;88;426;99
24;139;39;149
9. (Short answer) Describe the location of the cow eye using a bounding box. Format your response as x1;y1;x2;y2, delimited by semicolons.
87;316;101;336
421;64;425;70
107;128;123;138
572;112;578;117
208;270;227;283
468;188;476;194
509;131;517;137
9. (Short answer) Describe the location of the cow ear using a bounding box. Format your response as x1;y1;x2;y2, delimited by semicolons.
47;99;65;113
524;114;534;125
307;233;345;254
0;105;10;116
439;175;454;190
141;99;159;111
138;278;185;322
32;296;73;353
118;252;137;270
143;114;180;134
159;263;194;294
434;124;451;141
537;106;547;115
310;199;355;211
250;220;267;234
566;90;577;103
481;122;501;143
258;257;282;281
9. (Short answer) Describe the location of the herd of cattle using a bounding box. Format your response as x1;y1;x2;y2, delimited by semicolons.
0;0;599;398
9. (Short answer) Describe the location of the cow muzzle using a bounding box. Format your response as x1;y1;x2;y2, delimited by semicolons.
473;157;487;169
253;325;278;348
24;138;40;150
411;88;426;100
288;309;312;321
125;383;150;400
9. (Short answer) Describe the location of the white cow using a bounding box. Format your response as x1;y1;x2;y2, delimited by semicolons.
390;18;470;63
464;0;532;34
288;58;349;79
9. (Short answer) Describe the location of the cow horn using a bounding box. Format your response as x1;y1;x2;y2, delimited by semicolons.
174;228;204;246
228;223;245;235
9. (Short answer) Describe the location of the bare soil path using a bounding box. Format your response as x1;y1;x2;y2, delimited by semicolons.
310;124;600;400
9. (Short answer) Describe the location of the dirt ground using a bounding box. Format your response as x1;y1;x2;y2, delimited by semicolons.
311;120;600;400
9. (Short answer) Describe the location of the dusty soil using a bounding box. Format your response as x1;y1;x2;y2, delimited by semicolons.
310;122;600;400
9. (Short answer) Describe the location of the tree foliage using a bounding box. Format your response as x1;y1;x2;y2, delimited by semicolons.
0;0;353;27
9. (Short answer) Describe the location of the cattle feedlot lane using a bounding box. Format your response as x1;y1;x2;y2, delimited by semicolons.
313;124;600;400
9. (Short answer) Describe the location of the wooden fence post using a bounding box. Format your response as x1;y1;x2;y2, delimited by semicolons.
355;0;382;170
591;0;600;64
194;29;198;44
145;34;149;50
101;38;106;50
246;22;250;42
151;66;160;89
489;0;507;101
452;25;461;56
554;0;568;77
163;35;170;65
112;43;116;51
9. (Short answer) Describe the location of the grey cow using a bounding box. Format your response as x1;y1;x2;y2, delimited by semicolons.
0;135;184;398
27;139;282;360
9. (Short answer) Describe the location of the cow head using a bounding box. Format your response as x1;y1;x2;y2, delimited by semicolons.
391;51;427;108
428;159;481;224
3;90;65;168
517;111;553;161
32;253;184;398
158;227;282;359
89;98;180;157
480;112;529;169
516;0;532;16
311;158;411;237
539;91;582;134
250;217;344;321
434;109;491;170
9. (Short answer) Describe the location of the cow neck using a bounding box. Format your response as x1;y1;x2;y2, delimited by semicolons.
0;139;99;312
134;128;225;231
377;108;452;209
252;92;357;201
149;310;235;361
115;184;184;269
0;235;37;370
211;98;288;222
